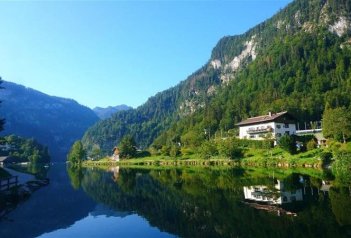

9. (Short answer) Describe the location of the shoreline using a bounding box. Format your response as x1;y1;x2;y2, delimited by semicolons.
82;157;323;169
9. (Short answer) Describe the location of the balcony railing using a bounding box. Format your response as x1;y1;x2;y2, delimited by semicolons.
247;126;273;134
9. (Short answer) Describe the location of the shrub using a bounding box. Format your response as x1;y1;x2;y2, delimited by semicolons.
232;139;273;149
217;139;244;159
169;146;181;157
306;139;317;151
320;151;333;166
278;135;296;154
180;147;194;156
199;141;218;159
136;150;151;158
332;152;351;186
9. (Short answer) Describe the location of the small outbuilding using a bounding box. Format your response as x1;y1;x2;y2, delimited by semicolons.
112;147;120;161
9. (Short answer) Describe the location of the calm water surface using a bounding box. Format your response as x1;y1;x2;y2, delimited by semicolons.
0;164;350;238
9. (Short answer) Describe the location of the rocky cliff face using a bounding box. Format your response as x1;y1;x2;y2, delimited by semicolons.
82;0;351;154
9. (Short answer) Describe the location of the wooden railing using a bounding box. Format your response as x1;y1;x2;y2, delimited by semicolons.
0;176;18;191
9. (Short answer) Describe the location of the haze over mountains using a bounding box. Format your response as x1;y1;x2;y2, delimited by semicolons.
0;81;99;161
93;105;132;119
82;0;351;155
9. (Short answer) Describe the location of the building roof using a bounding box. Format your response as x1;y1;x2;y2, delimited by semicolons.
236;111;293;126
0;156;10;162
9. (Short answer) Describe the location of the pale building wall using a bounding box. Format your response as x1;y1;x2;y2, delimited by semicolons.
243;180;303;205
239;122;296;142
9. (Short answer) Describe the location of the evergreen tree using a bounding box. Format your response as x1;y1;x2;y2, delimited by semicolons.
323;107;351;143
278;135;296;154
119;135;137;159
67;140;85;164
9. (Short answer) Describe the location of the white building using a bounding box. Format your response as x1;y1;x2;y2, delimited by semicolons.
243;180;303;205
236;111;297;142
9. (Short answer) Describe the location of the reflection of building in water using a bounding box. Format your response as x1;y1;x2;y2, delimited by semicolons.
112;147;120;161
109;166;120;181
243;180;303;205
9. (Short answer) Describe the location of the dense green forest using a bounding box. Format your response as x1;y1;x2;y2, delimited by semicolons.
82;0;351;156
0;135;50;163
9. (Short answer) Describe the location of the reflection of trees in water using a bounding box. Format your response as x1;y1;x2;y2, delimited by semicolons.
67;165;84;190
67;167;351;238
7;163;49;179
0;165;96;238
329;187;351;226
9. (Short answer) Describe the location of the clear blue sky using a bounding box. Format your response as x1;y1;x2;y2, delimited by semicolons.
0;0;292;109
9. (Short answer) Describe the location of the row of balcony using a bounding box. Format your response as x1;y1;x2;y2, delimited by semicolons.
247;126;273;134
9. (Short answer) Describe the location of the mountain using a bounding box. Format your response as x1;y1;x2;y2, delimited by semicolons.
93;105;132;119
82;0;351;156
0;81;99;161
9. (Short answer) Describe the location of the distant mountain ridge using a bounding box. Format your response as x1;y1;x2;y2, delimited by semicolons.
82;0;351;155
0;81;99;161
93;105;132;119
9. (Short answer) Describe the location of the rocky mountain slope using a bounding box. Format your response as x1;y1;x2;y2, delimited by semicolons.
82;0;351;156
0;81;99;161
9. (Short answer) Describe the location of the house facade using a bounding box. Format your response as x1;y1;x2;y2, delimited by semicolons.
236;111;297;142
112;147;120;161
243;180;303;205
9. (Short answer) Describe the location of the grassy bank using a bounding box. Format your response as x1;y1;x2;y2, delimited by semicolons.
83;147;326;169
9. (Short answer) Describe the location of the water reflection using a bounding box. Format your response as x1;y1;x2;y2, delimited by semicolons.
1;165;351;238
243;180;304;204
72;167;351;238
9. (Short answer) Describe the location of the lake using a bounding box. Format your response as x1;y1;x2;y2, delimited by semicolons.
0;164;350;238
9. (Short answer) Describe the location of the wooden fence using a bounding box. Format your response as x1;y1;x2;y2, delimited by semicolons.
0;176;18;191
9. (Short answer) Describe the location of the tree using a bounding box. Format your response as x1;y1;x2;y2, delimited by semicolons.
332;152;351;187
199;141;218;159
119;135;137;159
67;140;85;164
323;107;351;143
0;78;5;132
278;135;296;154
217;138;243;159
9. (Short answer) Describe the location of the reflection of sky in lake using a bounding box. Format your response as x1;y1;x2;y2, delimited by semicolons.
38;213;175;238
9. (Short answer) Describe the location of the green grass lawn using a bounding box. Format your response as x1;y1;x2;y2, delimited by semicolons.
83;146;326;169
241;147;323;167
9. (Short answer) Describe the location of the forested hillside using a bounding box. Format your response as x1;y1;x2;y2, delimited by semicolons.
0;81;99;161
83;0;351;156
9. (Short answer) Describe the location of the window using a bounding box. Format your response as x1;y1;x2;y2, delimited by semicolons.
284;123;289;128
276;133;282;137
276;125;281;129
285;131;290;135
250;135;255;138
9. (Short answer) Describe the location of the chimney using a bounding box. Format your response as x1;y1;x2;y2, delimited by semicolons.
268;112;272;117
